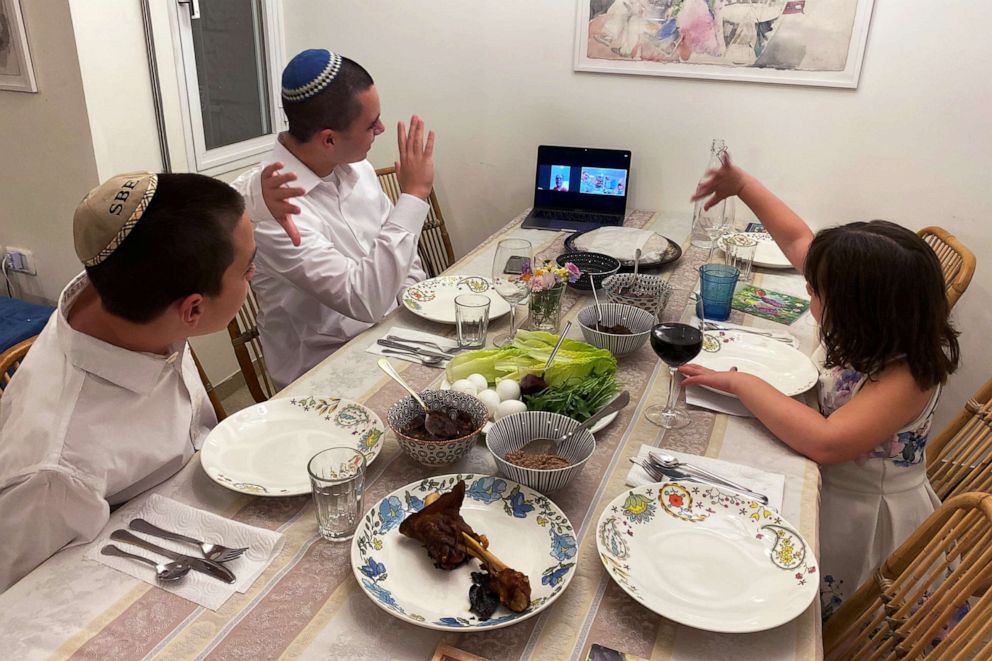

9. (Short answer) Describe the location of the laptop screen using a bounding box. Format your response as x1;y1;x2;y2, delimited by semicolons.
533;145;631;214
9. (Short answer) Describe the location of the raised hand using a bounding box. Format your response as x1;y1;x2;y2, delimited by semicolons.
690;151;746;212
259;162;304;246
395;116;436;201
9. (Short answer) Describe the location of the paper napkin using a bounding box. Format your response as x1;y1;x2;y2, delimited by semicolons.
625;445;786;512
685;386;754;417
86;494;284;610
365;327;458;366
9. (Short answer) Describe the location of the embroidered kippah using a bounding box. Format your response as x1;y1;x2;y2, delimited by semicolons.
73;172;158;267
281;49;342;103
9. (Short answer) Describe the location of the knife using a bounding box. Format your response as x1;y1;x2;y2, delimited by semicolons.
377;338;453;359
110;529;236;584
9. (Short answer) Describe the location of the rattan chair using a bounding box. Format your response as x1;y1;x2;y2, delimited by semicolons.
918;226;976;309
823;492;992;660
0;336;35;397
189;348;226;421
927;377;992;501
375;166;455;278
227;286;276;404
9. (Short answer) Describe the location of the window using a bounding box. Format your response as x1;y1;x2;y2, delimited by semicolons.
171;0;284;173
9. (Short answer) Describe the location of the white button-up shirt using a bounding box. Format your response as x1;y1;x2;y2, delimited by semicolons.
0;273;216;592
231;141;428;389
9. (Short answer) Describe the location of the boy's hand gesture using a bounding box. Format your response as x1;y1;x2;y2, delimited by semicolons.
260;162;304;246
691;151;745;211
396;116;436;201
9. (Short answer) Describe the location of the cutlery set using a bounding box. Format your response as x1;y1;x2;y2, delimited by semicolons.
629;451;770;505
101;518;247;584
377;335;462;368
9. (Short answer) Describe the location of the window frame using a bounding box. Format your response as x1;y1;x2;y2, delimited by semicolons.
168;0;286;175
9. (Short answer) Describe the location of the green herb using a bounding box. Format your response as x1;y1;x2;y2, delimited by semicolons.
524;372;619;422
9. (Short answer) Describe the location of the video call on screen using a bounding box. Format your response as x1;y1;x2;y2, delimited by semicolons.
538;164;627;196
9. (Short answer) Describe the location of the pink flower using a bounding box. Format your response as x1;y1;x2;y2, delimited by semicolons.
565;262;582;283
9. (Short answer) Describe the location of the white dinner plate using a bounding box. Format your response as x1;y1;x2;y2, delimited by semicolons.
721;232;792;269
200;396;385;496
351;473;578;630
402;276;512;324
439;378;619;434
597;482;818;633
693;330;818;397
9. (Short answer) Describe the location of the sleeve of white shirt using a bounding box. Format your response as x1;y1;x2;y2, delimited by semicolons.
255;188;430;324
230;166;276;224
0;469;108;593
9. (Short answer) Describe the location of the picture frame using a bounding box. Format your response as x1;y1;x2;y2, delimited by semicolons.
574;0;876;88
0;0;38;93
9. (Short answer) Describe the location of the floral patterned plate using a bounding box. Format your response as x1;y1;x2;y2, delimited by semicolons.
402;276;511;324
351;473;578;631
596;482;818;633
694;329;818;397
200;396;385;496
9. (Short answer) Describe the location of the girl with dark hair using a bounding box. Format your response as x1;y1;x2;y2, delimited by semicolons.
680;153;960;618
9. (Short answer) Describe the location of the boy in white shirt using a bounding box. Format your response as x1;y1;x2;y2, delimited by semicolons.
233;48;437;388
0;172;257;592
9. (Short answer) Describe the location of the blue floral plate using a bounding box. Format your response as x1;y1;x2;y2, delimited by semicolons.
351;473;577;631
596;481;818;633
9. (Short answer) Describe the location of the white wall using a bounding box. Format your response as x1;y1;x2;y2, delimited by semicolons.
0;0;99;305
283;0;992;431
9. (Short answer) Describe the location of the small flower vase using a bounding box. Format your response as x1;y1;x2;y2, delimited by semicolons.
528;285;565;332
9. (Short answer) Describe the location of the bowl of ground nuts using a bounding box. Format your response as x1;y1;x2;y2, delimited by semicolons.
486;411;595;494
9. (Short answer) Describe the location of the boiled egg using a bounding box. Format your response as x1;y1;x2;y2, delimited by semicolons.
450;379;478;395
495;379;521;402
476;389;501;417
494;399;527;420
467;373;489;393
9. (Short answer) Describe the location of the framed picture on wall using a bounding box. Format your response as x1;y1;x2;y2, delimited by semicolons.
0;0;37;93
574;0;876;88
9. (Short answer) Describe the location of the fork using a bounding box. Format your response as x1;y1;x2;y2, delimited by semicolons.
384;335;458;354
702;322;793;343
129;518;248;562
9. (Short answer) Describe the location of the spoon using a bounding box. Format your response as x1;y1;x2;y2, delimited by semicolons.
377;357;454;438
543;320;572;370
633;248;641;279
516;390;630;455
649;452;769;505
381;348;444;366
591;277;604;331
101;544;191;582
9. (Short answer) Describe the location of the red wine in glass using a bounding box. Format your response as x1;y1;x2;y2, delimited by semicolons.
646;291;704;429
651;323;704;367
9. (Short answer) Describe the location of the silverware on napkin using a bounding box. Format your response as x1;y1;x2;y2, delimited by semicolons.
630;456;770;505
110;529;237;583
377;338;453;359
384;335;460;354
129;518;247;562
380;348;445;367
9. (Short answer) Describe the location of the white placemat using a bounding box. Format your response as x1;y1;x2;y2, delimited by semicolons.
85;494;283;610
626;445;786;512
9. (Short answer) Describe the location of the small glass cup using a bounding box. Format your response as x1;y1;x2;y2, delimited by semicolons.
455;293;491;348
308;447;366;542
699;264;740;322
722;233;758;282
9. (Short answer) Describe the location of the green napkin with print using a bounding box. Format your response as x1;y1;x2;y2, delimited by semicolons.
732;284;810;325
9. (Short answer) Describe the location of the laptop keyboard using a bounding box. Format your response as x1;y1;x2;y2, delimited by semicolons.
532;209;620;224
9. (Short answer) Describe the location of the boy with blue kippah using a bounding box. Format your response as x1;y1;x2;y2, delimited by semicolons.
232;49;436;388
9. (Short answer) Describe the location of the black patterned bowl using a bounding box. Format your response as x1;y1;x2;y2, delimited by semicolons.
577;303;655;357
486;411;595;493
387;390;488;466
556;252;621;291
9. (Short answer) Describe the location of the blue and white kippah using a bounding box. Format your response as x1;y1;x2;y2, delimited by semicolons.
281;49;343;103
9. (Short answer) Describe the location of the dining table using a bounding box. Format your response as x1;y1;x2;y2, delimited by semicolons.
0;209;823;660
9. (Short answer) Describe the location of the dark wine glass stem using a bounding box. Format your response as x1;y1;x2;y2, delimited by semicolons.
664;366;680;415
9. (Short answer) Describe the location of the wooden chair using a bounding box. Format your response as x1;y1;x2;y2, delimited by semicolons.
823;492;992;660
0;336;36;397
226;286;276;404
375;166;455;278
189;348;226;421
927;377;992;501
918;226;976;309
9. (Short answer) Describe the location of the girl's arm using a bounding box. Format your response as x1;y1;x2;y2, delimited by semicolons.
678;363;933;464
692;153;815;271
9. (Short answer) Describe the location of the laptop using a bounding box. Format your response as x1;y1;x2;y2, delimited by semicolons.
521;145;631;232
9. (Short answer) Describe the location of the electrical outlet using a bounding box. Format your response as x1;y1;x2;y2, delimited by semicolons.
4;247;36;276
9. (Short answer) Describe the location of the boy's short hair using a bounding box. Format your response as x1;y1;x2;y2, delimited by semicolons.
283;56;374;142
81;173;245;323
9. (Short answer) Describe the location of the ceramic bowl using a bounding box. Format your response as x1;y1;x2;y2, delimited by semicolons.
486;411;596;493
577;303;655;356
387;390;488;466
556;252;621;291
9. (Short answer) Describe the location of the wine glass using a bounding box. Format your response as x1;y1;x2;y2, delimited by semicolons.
645;287;704;429
491;238;532;347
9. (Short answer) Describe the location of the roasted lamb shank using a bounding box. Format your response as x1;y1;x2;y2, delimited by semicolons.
399;481;485;570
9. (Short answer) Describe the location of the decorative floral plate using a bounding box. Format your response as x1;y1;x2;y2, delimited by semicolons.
351;473;578;631
596;482;818;633
200;396;385;496
402;276;512;324
720;232;792;269
694;330;818;397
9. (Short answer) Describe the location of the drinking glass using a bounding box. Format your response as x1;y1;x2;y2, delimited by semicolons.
308;447;366;541
645;288;704;429
693;197;730;262
722;232;758;282
455;293;491;348
491;238;532;347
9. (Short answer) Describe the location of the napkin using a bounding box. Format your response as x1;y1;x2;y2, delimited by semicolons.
366;327;458;366
686;386;754;417
625;445;786;512
572;226;669;263
85;494;284;610
704;320;799;347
